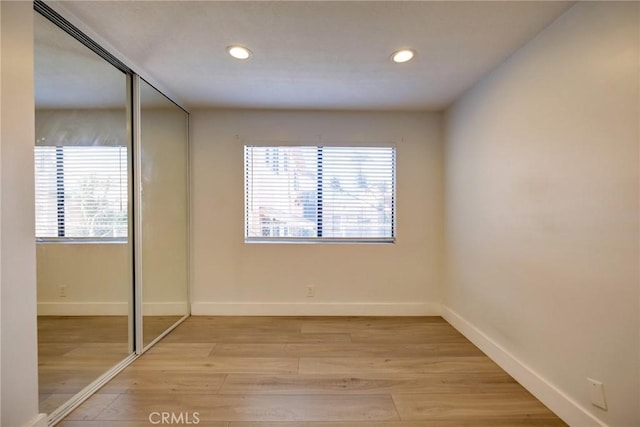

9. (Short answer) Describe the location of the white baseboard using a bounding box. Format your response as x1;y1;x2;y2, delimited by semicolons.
191;302;442;316
26;413;47;427
38;302;128;316
38;302;188;316
441;306;606;427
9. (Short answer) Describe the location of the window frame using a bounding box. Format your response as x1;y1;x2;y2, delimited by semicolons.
244;142;397;244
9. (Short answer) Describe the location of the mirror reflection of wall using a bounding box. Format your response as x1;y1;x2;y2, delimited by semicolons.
34;11;133;414
139;79;190;347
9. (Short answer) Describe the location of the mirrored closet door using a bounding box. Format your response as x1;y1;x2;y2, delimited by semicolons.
34;10;133;414
138;78;190;347
34;2;191;421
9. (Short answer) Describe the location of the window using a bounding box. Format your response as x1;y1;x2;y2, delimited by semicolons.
34;146;128;241
245;145;395;243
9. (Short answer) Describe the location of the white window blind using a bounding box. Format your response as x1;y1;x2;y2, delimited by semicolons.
34;146;128;240
245;145;395;243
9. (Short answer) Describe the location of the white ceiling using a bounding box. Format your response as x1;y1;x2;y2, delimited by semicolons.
35;12;186;109
35;11;128;109
50;1;573;111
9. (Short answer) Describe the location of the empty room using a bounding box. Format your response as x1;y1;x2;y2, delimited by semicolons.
0;1;638;427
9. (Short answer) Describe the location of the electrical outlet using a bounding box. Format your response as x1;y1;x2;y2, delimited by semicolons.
59;285;67;298
587;378;607;410
306;285;315;298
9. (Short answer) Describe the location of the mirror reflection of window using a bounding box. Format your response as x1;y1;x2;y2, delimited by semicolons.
35;145;128;240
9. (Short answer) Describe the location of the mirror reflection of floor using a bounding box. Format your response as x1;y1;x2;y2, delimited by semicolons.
38;316;129;414
38;315;183;414
143;316;183;347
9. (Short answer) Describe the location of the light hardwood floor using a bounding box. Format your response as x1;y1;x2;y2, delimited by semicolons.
58;316;566;426
39;316;130;414
39;315;182;413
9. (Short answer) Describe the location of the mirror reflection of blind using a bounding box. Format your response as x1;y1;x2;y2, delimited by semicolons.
245;145;395;242
34;146;128;239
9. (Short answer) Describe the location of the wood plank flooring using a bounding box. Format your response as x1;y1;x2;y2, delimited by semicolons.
58;316;566;426
39;316;130;414
39;315;182;414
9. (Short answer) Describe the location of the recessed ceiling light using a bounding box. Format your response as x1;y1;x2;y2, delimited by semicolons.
391;49;416;64
227;45;252;60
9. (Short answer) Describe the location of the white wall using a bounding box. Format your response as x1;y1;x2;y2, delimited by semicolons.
444;2;639;426
0;2;43;426
191;109;444;315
